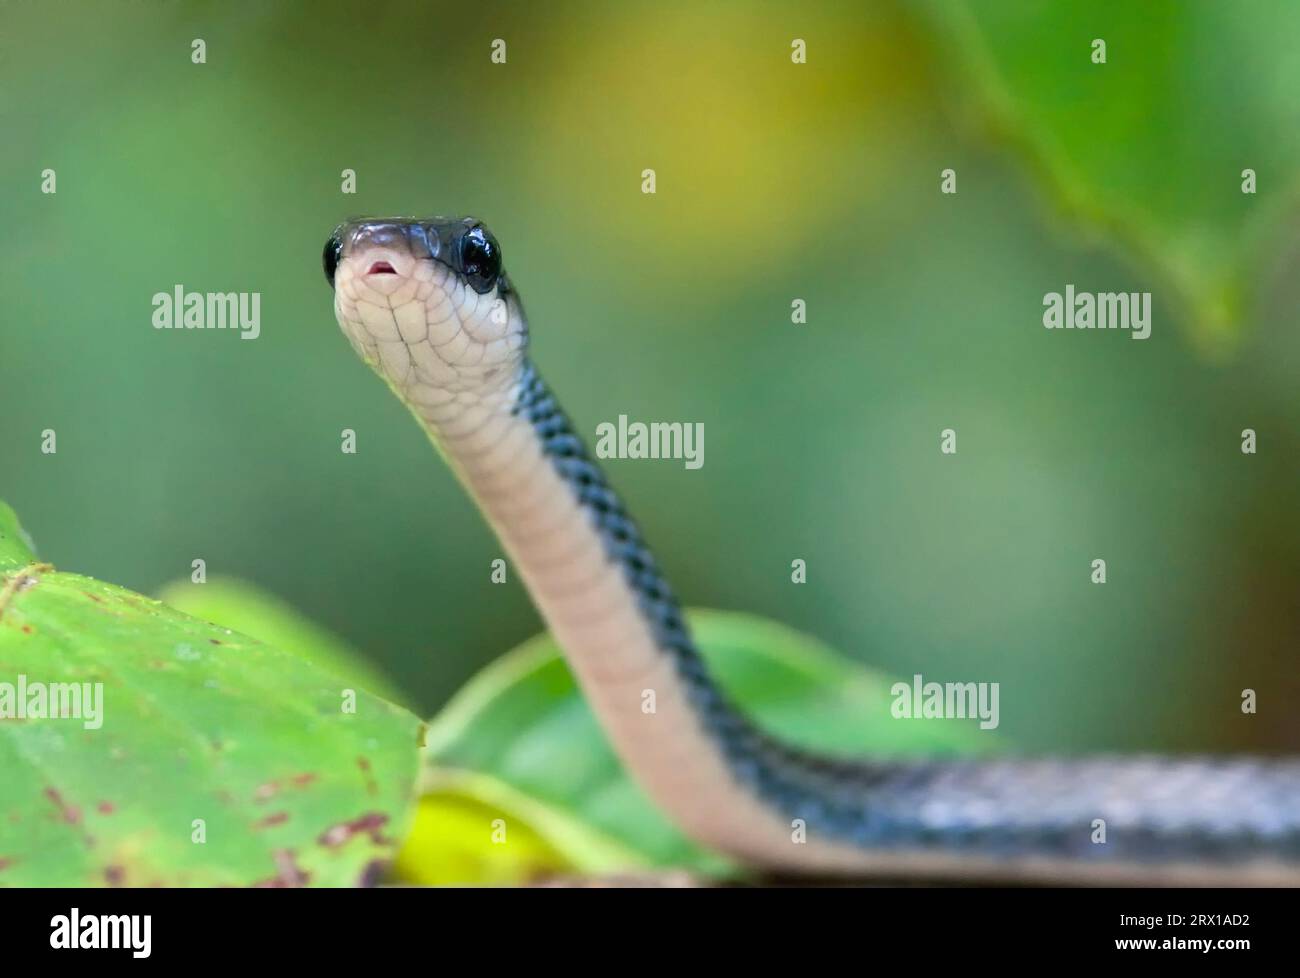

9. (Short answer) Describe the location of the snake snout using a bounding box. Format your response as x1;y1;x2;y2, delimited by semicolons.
337;221;427;286
341;244;419;294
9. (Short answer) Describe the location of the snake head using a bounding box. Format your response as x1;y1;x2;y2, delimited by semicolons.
325;217;528;399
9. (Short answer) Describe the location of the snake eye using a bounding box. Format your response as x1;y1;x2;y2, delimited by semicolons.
322;233;343;287
458;225;501;294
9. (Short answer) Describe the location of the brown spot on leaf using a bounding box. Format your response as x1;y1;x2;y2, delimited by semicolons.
254;811;290;830
357;757;378;795
208;638;222;645
0;857;13;872
253;774;318;804
0;563;53;620
104;865;125;886
358;859;388;887
44;788;81;825
83;592;103;603
318;812;391;849
253;849;311;887
96;801;115;815
21;625;32;634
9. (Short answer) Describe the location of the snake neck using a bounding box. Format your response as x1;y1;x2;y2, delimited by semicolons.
407;358;837;865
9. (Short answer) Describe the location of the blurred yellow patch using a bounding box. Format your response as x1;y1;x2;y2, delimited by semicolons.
529;4;932;287
394;770;647;887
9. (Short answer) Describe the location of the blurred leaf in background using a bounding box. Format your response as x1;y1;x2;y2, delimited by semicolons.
923;0;1300;355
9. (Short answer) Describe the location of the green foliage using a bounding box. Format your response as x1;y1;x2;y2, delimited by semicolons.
926;0;1300;354
158;576;411;711
0;503;422;887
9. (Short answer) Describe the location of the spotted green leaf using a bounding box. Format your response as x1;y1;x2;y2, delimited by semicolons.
0;501;422;887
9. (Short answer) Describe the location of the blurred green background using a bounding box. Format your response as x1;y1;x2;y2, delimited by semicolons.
2;0;1297;755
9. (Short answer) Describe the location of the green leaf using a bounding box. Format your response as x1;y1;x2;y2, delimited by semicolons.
157;576;411;711
922;0;1300;355
410;609;996;881
0;502;422;887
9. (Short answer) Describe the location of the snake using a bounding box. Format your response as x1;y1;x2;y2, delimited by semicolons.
324;215;1300;885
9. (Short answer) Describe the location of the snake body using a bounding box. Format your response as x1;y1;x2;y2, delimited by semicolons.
326;216;1300;884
